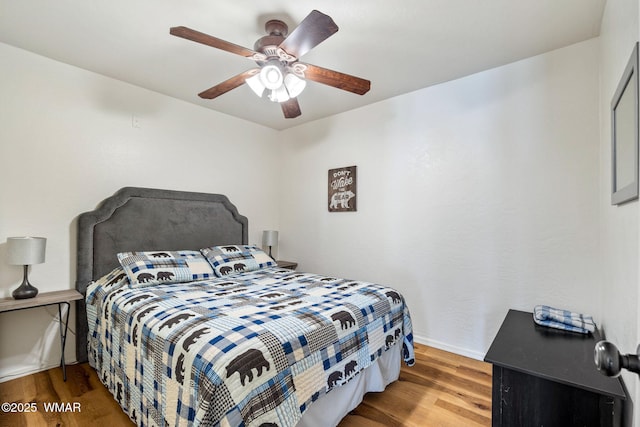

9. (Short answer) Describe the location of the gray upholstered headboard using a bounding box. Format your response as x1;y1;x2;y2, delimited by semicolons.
75;187;248;362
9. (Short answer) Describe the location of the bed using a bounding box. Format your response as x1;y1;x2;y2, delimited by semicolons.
75;187;415;427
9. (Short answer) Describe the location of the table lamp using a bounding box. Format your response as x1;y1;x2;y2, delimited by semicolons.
7;236;46;299
262;230;279;258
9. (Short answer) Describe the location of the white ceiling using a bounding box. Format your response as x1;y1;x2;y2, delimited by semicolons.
0;1;605;130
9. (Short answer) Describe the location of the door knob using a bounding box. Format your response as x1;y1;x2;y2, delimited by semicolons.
594;340;640;377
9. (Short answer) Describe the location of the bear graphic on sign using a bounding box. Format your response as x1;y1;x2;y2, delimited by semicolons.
329;191;355;210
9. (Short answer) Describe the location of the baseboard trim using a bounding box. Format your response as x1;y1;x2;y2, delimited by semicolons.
0;361;75;383
412;334;486;361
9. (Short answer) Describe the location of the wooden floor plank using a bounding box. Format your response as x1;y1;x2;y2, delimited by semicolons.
0;343;492;426
0;364;134;427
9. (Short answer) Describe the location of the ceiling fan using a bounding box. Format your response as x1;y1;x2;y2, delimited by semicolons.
170;10;371;119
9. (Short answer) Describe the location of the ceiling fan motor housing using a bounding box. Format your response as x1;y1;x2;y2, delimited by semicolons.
254;20;288;57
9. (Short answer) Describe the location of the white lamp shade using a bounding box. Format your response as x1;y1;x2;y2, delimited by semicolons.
284;73;307;98
7;237;46;265
246;74;266;97
268;86;290;103
262;230;279;247
260;62;284;90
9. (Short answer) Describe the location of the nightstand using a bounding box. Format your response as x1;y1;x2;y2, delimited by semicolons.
276;260;298;270
0;289;83;381
485;309;625;426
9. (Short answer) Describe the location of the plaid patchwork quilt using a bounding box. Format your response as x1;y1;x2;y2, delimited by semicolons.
86;266;415;427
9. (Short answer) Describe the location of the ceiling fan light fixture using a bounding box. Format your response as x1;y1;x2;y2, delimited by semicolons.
260;61;284;90
172;10;371;119
284;73;306;98
246;74;265;97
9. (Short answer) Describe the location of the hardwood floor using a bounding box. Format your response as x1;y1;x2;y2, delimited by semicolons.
0;362;133;427
338;344;492;427
0;343;491;427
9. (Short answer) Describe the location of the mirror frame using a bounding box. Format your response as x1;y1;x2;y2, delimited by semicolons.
612;42;639;205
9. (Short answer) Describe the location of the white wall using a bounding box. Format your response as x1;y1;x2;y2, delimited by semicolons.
599;0;640;423
279;39;601;359
0;42;281;381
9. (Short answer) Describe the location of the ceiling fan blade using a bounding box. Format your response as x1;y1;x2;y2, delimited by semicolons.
303;63;371;95
170;26;257;58
281;98;302;119
279;10;339;59
198;69;259;99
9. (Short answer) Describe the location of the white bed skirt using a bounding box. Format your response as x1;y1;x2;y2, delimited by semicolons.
296;342;402;427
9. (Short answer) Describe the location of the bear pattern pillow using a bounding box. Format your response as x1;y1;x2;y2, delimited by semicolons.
117;250;216;288
200;245;276;277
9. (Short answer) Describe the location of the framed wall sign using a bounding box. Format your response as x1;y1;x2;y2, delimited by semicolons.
611;42;639;205
328;166;357;212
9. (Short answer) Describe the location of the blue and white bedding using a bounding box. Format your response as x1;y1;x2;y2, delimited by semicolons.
86;266;415;427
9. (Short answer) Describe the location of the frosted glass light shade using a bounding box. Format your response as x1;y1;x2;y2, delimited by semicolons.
246;74;266;97
268;86;290;103
260;63;284;90
7;237;46;265
284;73;306;98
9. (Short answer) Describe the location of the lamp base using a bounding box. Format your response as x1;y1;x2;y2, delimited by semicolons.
13;282;38;299
12;266;38;299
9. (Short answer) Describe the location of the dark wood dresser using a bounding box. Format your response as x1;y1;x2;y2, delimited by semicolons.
484;309;626;427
